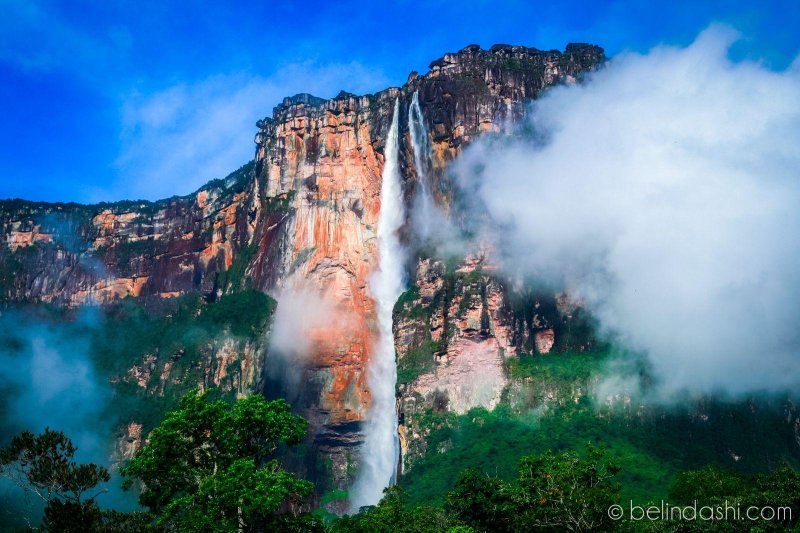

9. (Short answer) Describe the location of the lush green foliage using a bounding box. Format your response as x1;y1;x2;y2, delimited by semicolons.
0;429;109;506
201;160;255;198
657;465;800;532
504;350;609;385
513;445;620;530
122;389;316;532
214;244;257;293
264;189;296;213
332;457;800;532
0;288;276;441
446;444;620;532
331;486;455;533
393;284;420;315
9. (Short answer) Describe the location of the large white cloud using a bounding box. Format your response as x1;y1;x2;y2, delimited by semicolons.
455;26;800;399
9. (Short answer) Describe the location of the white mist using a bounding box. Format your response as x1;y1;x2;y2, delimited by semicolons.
350;99;405;510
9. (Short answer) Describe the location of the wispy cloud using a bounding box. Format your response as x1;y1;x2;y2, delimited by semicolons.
0;0;129;76
1;1;390;202
101;62;389;201
0;310;107;460
265;287;354;401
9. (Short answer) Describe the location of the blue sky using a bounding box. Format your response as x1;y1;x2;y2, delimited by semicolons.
0;0;797;203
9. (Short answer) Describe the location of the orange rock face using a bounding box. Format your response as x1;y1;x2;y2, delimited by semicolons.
6;223;53;251
71;276;149;305
250;93;401;474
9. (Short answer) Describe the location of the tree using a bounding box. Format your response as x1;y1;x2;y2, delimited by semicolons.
513;444;620;532
0;428;110;532
121;388;317;532
0;428;120;532
446;468;516;532
669;465;750;505
445;444;620;532
331;485;455;533
667;464;800;532
0;428;161;532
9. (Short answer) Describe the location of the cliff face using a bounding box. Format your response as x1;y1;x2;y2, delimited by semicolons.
0;162;264;304
250;42;604;484
392;251;599;471
0;43;605;488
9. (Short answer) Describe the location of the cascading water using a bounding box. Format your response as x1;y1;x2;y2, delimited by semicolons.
350;99;405;511
408;91;436;239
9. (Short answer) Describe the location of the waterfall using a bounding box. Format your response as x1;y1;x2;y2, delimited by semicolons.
350;99;405;511
408;91;435;239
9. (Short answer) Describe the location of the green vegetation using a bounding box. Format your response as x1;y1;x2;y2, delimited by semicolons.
504;350;610;386
401;349;800;508
503;58;523;71
201;160;255;199
2;240;799;531
389;257;800;527
396;340;438;386
264;189;296;213
332;450;800;532
214;244;257;293
554;306;604;352
1;391;319;532
89;290;275;433
313;489;350;524
121;389;318;532
0;287;277;440
393;284;420;314
331;485;454;532
3;402;800;531
447;444;620;532
392;260;602;390
290;246;317;274
203;290;275;336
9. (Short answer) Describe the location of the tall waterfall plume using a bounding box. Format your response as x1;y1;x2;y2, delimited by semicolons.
350;99;405;510
408;91;436;239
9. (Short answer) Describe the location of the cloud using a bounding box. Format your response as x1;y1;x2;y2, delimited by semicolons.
454;26;800;400
0;310;141;515
0;310;107;458
106;62;390;201
265;287;349;400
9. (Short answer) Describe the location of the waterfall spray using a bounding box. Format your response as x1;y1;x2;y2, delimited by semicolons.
350;99;405;510
408;91;436;239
